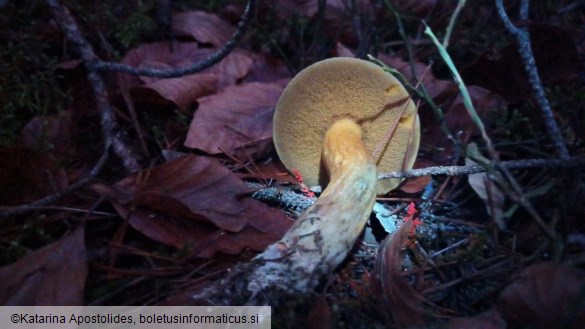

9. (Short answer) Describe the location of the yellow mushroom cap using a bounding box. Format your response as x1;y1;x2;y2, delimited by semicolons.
273;57;420;195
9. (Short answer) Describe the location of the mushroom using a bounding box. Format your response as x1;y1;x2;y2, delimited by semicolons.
248;58;419;295
194;58;420;304
273;57;420;195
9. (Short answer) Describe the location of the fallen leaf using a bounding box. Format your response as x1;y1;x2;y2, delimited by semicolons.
460;24;580;103
466;143;505;229
373;221;428;327
119;42;254;109
133;72;217;110
442;86;505;135
244;54;291;83
111;203;284;258
172;11;234;47
378;53;453;99
236;159;296;184
185;80;287;158
398;163;431;194
99;155;291;258
0;227;87;305
497;262;585;329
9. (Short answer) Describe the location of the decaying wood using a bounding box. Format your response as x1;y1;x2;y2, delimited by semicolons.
193;119;377;305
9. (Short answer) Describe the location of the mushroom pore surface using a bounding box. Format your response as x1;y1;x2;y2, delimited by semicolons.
273;57;420;194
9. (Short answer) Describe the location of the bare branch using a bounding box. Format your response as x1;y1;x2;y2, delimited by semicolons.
86;0;257;78
45;0;142;172
0;147;109;218
495;0;570;159
378;156;585;179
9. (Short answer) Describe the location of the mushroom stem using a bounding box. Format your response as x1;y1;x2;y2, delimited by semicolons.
246;118;377;297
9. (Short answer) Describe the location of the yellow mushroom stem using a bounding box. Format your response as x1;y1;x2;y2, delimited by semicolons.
247;118;377;295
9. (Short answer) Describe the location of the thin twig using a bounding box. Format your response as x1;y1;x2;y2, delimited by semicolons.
378;156;585;179
495;0;570;159
0;147;110;218
86;0;257;78
245;157;585;216
424;23;497;159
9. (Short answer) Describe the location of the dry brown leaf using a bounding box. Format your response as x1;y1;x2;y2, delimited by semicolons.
0;227;87;305
421;86;504;165
100;155;291;258
461;24;580;103
111;202;284;258
185;80;288;158
378;54;453;99
133;73;217;110
373;221;428;327
466;143;505;228
236;159;296;184
445;86;506;135
244;54;291;83
119;42;254;109
497;262;585;329
398;160;432;194
172;11;234;47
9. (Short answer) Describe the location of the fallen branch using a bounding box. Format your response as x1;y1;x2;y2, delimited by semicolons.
86;0;256;78
0;147;109;218
247;157;585;216
495;0;570;159
378;156;585;179
46;0;141;172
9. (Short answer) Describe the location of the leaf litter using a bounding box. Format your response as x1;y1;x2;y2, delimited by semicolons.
0;1;583;327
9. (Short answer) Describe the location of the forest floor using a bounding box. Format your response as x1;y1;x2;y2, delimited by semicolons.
1;1;584;328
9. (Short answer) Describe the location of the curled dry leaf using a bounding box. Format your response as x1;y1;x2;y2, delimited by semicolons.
185;80;288;158
171;11;234;47
373;221;428;327
99;155;291;258
0;227;87;305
